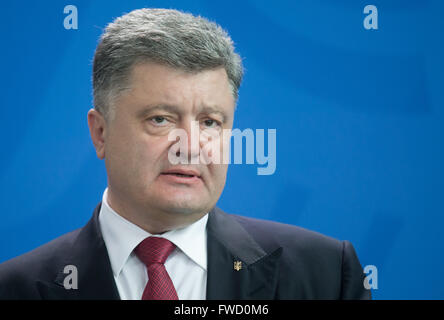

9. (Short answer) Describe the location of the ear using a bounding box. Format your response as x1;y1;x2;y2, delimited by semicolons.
87;108;107;159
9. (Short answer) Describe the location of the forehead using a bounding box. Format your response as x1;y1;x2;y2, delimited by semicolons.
121;62;235;114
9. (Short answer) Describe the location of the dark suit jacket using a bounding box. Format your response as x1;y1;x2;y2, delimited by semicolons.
0;203;371;299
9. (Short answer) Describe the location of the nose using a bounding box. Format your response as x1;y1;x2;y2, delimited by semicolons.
178;120;201;164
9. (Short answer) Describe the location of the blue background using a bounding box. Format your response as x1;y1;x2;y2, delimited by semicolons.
1;1;443;299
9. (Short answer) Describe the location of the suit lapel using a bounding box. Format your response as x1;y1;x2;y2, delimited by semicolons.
38;204;282;300
206;208;282;299
39;203;120;300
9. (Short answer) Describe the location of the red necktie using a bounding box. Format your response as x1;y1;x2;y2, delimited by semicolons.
134;237;179;300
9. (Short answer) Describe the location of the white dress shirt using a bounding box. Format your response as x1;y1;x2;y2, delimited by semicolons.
98;188;208;300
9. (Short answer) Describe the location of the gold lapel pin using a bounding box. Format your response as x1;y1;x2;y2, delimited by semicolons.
234;260;242;271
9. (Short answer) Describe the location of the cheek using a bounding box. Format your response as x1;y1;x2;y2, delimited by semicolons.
107;136;139;182
108;132;164;181
132;137;171;177
208;163;228;187
202;131;231;161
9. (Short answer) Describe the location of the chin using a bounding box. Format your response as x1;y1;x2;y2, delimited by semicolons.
157;198;211;216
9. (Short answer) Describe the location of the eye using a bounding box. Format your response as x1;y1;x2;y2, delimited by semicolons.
149;116;168;126
202;119;221;129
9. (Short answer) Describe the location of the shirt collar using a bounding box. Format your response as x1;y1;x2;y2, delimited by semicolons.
98;188;208;277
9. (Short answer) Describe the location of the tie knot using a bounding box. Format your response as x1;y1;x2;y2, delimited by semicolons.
135;237;176;266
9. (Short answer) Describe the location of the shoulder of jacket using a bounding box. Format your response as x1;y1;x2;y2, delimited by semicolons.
219;209;343;254
0;228;81;283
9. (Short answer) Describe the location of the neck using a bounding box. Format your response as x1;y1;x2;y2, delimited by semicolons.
105;187;207;234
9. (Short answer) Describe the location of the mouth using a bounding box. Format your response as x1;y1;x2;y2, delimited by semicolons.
162;172;197;178
160;168;202;184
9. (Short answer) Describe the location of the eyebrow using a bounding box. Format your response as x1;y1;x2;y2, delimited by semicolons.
199;106;228;122
136;104;228;122
135;104;180;119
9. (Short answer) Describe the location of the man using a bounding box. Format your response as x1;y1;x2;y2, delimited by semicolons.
0;8;371;300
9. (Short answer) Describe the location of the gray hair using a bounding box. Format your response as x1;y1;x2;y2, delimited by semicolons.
92;8;244;120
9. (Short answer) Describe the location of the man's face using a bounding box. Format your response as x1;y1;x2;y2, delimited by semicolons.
102;62;235;219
